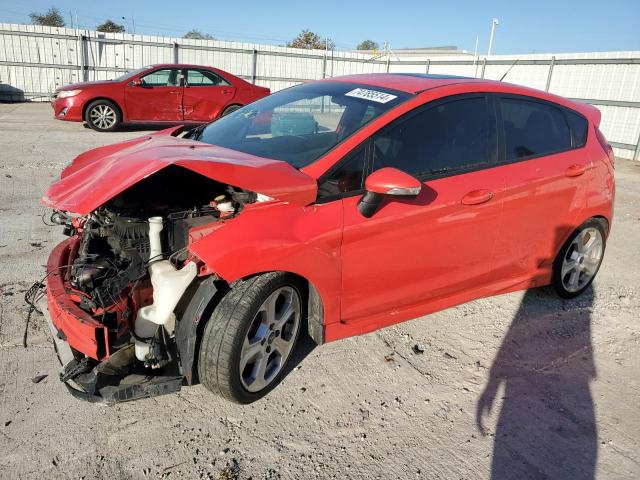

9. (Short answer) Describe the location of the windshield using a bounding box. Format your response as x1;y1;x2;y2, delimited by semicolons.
197;82;411;168
112;67;150;82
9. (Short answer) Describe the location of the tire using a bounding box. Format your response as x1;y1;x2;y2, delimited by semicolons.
198;272;305;403
221;104;242;117
552;219;606;299
84;99;121;132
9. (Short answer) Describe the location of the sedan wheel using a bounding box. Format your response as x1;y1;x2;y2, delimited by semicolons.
90;105;117;130
84;100;122;132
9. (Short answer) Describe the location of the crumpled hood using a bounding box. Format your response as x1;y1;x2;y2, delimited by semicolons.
42;129;318;214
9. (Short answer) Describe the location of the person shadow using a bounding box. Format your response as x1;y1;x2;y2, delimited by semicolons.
476;284;598;479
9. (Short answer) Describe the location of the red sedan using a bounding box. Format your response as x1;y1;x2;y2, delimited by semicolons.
40;73;614;404
51;64;270;131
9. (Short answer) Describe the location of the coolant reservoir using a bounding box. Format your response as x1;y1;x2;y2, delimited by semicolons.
134;217;197;363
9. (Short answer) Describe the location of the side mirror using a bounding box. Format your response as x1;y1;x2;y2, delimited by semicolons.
358;167;422;218
128;78;143;87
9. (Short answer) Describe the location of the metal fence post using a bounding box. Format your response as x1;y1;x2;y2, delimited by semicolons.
251;49;258;84
545;55;556;92
173;42;179;64
78;34;88;82
322;50;327;79
634;130;640;161
481;58;487;78
426;58;430;74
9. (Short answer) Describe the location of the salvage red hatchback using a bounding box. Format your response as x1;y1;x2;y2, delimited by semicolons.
40;74;615;404
51;64;270;131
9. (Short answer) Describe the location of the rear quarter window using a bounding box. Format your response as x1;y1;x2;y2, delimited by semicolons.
565;110;589;148
500;97;571;161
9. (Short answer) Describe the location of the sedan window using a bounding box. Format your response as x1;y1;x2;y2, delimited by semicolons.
140;69;179;87
372;96;496;177
186;69;230;87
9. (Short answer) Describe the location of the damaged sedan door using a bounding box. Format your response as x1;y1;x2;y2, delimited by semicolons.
125;67;184;122
182;68;236;122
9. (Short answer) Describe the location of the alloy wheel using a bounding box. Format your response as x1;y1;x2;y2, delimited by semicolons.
561;227;604;293
90;104;117;130
239;286;301;392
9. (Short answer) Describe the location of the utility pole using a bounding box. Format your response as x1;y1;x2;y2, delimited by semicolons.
487;18;499;56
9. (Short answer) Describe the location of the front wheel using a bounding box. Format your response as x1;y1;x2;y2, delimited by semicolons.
84;99;121;132
552;220;606;299
198;272;304;403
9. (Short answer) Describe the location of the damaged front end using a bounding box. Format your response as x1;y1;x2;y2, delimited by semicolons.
41;166;257;403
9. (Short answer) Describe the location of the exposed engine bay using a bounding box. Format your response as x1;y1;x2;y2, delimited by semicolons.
55;167;253;308
45;166;262;399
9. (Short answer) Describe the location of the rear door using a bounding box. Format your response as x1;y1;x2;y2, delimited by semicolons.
336;94;505;327
183;68;236;122
125;68;183;121
491;95;591;283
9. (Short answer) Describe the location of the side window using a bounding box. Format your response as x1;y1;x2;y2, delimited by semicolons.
317;145;366;200
372;96;496;177
565;110;588;148
186;69;230;87
500;97;571;161
140;69;178;87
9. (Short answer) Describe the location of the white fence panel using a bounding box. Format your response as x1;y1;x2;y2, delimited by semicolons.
0;23;638;159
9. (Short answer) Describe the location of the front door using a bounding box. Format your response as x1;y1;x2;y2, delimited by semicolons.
339;94;505;330
125;68;183;122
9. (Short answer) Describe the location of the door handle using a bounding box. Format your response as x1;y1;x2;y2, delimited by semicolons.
221;89;232;95
565;164;586;177
461;189;493;206
168;90;181;94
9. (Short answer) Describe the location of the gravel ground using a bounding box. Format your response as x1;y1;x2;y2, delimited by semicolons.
0;103;638;480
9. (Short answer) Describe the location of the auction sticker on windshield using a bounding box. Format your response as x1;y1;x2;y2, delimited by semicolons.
345;88;398;103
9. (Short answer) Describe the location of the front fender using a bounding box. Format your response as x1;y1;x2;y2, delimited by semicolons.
188;201;343;327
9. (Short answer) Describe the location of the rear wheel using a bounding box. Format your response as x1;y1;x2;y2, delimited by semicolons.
198;272;304;403
85;99;121;132
221;104;241;117
552;220;606;298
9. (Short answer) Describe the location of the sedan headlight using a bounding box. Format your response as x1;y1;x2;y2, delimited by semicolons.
58;89;82;98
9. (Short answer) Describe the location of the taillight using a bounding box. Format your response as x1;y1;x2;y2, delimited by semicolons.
595;127;615;169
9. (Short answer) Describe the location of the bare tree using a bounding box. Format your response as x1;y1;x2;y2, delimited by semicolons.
357;40;379;51
29;7;65;27
183;29;215;40
287;30;334;50
96;20;125;33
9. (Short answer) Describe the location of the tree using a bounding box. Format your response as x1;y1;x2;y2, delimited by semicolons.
96;20;125;33
183;29;215;40
29;7;65;27
357;40;379;51
287;29;334;50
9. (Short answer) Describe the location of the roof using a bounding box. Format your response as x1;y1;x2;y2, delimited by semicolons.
323;73;483;94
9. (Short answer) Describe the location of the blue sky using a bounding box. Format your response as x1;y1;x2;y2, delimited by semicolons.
1;0;638;54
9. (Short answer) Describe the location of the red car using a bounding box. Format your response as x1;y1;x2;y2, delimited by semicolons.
40;74;614;404
51;64;270;131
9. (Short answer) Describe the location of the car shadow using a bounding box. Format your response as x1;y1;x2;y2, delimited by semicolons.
477;284;598;479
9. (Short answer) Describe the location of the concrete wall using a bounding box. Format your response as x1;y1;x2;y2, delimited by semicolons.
1;23;638;159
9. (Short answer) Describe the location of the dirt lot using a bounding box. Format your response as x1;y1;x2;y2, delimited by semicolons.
0;103;638;480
